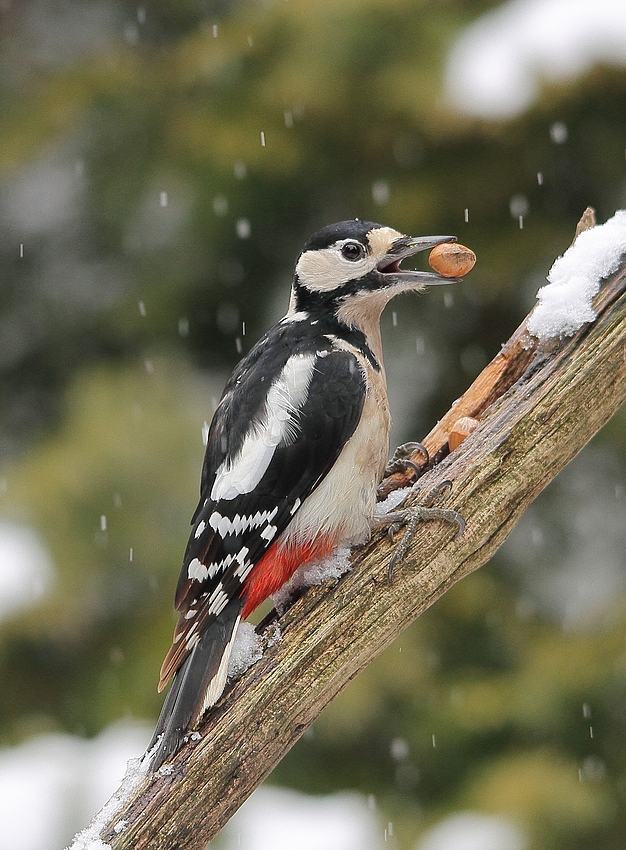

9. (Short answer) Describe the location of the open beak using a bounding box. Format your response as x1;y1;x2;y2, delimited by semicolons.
377;234;459;285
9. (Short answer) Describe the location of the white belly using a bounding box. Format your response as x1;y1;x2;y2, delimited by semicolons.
282;380;391;547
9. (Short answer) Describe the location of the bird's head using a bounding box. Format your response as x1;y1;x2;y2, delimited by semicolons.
290;220;458;323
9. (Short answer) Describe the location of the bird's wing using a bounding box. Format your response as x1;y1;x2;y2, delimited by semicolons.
158;342;366;689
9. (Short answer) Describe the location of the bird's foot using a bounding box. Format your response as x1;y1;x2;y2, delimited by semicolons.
384;441;429;478
374;481;465;581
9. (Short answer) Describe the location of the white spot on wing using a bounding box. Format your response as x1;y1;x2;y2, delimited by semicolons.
186;633;200;652
194;520;206;539
211;353;316;500
188;558;209;581
235;546;249;565
211;554;233;578
208;586;229;616
209;507;279;537
234;561;255;580
260;524;277;541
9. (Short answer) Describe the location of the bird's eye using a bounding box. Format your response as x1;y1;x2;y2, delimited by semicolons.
341;242;365;261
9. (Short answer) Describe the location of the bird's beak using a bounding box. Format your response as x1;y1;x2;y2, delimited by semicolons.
377;234;459;285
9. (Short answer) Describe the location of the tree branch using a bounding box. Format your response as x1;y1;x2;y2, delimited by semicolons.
80;216;626;850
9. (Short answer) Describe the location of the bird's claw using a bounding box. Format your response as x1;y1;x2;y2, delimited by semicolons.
378;480;465;581
386;522;402;543
385;441;429;477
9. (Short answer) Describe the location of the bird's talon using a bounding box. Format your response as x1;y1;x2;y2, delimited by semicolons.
453;513;466;539
386;521;403;543
387;552;401;583
380;486;465;581
421;479;452;507
403;460;423;477
385;441;429;477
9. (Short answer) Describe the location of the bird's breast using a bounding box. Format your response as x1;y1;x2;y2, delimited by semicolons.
282;368;391;548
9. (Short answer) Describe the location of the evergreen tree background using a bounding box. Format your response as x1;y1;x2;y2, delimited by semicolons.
1;2;626;847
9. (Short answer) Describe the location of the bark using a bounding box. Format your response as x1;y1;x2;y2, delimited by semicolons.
87;212;626;850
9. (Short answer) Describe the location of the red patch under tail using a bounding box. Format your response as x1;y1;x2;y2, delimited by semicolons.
241;536;336;618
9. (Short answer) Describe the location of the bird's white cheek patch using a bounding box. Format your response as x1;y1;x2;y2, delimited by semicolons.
296;246;372;289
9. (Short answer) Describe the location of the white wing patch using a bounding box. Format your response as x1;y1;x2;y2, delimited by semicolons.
281;311;308;323
233;560;255;580
211;352;316;501
208;507;279;537
187;558;209;581
260;524;277;541
187;554;234;582
208;585;230;616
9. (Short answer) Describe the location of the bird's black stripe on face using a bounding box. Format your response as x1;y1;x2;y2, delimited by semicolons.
332;271;385;300
336;325;380;372
290;275;381;371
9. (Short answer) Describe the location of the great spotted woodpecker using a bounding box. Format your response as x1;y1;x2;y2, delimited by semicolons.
148;220;460;771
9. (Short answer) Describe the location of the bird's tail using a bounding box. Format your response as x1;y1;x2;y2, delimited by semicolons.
147;597;243;773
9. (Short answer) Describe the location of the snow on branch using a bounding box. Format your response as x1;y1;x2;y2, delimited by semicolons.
528;209;626;340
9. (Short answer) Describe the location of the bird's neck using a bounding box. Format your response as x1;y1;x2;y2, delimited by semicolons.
286;284;388;377
334;290;391;372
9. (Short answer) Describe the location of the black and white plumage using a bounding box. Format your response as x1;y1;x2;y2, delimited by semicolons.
148;220;458;771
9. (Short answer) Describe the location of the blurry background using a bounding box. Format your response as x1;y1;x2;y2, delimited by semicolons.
1;0;626;848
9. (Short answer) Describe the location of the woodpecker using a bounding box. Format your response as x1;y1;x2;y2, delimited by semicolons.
148;220;461;771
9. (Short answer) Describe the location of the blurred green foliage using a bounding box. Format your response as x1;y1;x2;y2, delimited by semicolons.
1;1;626;848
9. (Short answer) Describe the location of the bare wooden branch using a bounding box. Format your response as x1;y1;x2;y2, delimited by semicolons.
84;224;626;850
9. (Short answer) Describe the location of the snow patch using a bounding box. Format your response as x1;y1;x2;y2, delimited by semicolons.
416;810;528;850
0;725;386;850
227;622;263;680
224;786;384;850
0;720;150;850
68;748;149;850
528;210;626;341
70;839;110;850
374;487;412;517
446;0;626;119
0;523;55;621
271;546;353;613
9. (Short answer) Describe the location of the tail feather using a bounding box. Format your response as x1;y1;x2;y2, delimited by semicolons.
148;598;243;772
